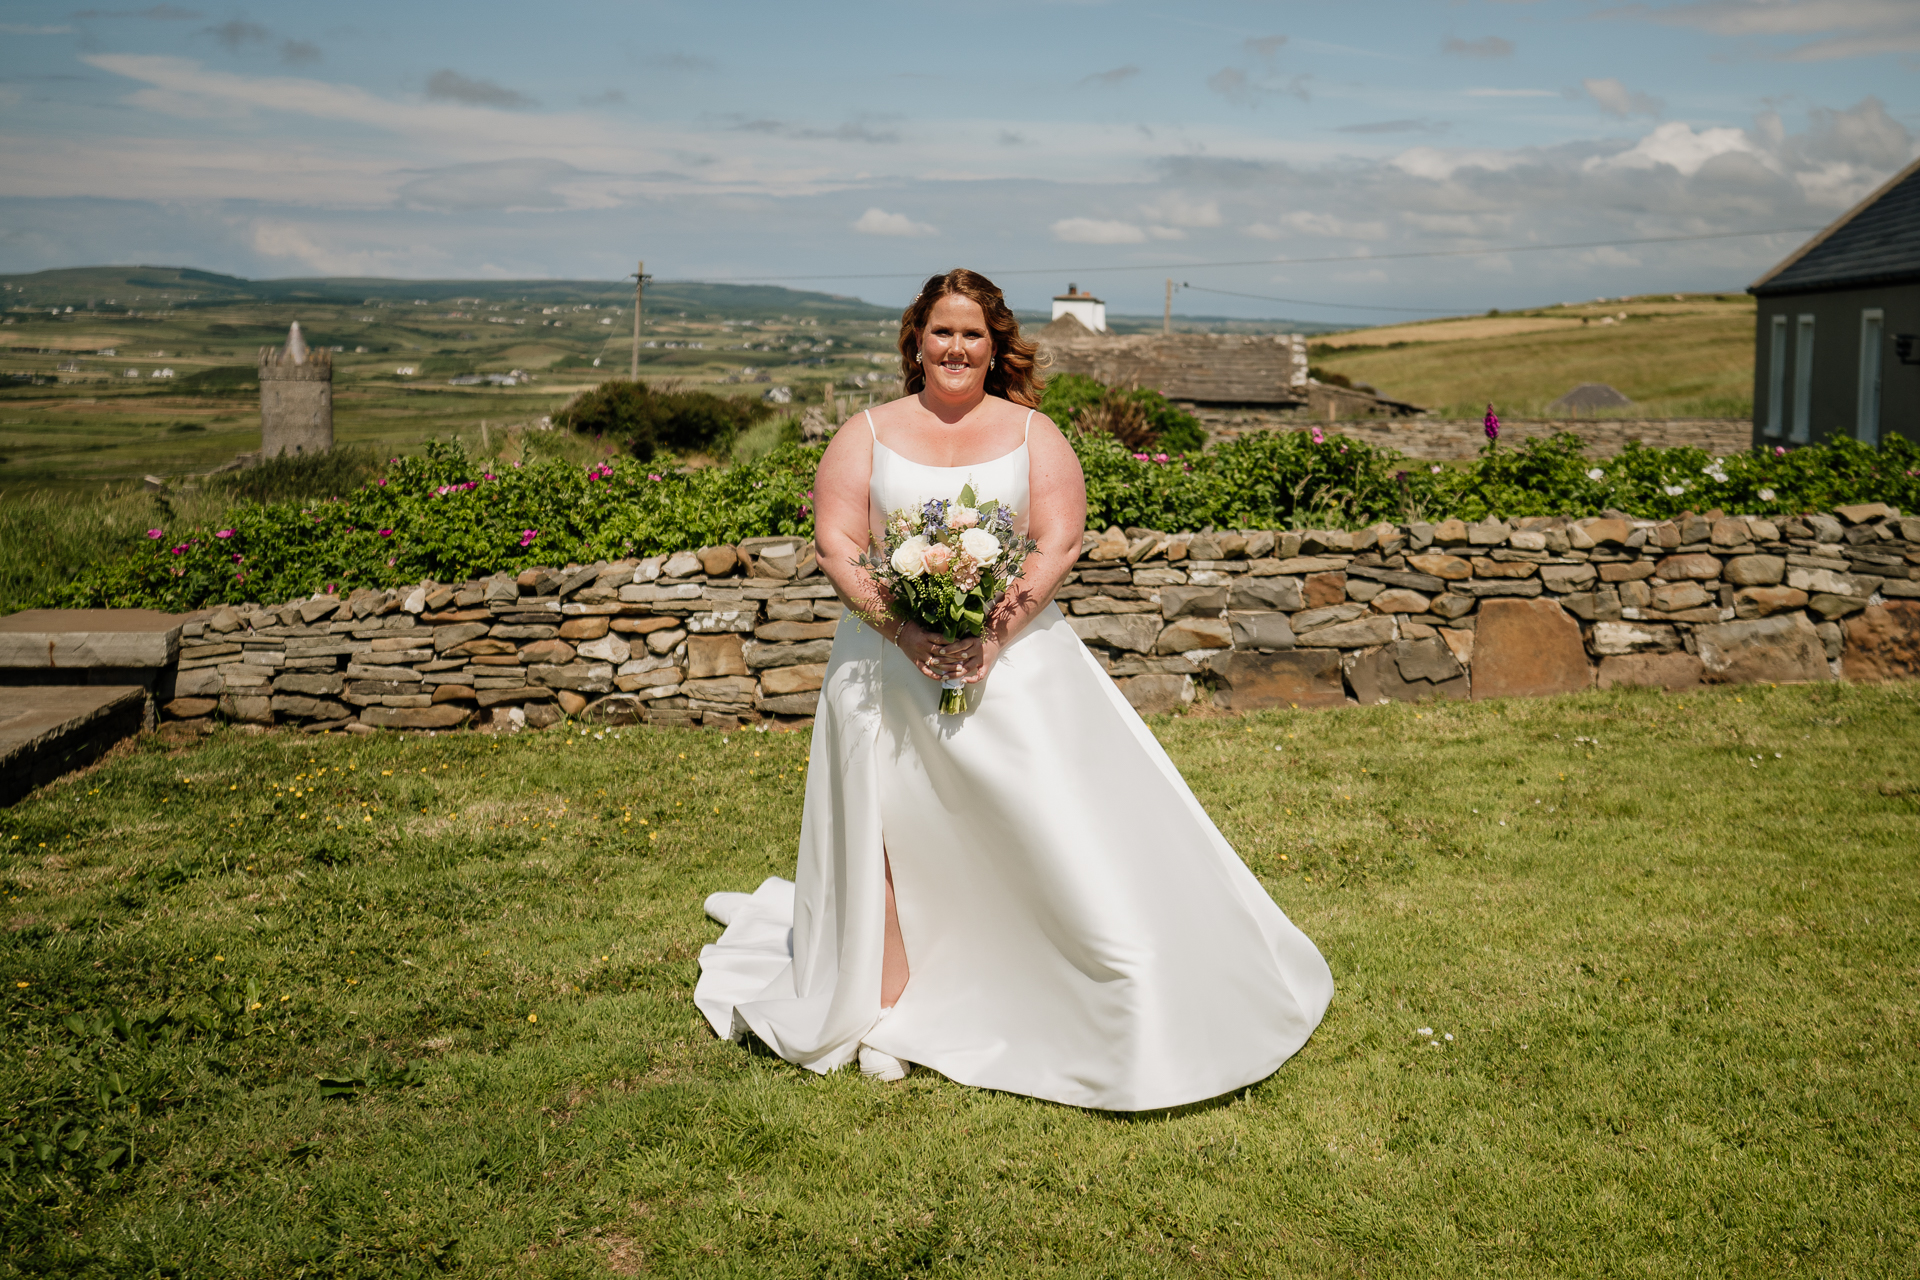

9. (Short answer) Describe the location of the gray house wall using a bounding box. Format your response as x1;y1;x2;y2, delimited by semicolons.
1752;282;1918;450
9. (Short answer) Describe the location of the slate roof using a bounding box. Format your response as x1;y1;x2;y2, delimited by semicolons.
1751;154;1920;297
1036;315;1309;407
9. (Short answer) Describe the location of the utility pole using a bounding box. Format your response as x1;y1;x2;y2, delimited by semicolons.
630;259;651;381
1164;278;1173;335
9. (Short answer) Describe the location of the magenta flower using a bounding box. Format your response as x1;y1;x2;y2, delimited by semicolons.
376;477;387;486
1154;453;1169;463
324;583;335;594
648;473;663;482
146;528;164;539
1132;452;1149;462
1483;403;1500;442
1774;445;1786;457
1310;426;1325;445
484;473;495;482
518;529;539;548
378;528;393;537
169;544;189;556
230;553;243;564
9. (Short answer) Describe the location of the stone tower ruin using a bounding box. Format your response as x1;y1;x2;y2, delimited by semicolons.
258;321;333;457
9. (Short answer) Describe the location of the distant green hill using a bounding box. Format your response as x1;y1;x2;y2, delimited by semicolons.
2;265;1340;333
0;265;898;321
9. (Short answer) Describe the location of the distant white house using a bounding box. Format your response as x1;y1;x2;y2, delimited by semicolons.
123;368;140;378
395;365;417;376
764;386;793;405
1051;284;1107;333
152;367;174;378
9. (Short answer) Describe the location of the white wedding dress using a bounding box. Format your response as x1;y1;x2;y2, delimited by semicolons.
694;411;1333;1111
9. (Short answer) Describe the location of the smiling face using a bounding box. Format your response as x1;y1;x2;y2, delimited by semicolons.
916;293;994;401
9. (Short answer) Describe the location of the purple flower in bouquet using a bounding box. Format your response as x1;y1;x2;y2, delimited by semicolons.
1484;403;1500;443
858;483;1039;715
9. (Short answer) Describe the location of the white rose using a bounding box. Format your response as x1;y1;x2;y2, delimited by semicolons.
890;535;930;577
959;527;1001;564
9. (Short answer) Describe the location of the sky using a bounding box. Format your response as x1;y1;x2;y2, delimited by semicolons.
1;0;1917;322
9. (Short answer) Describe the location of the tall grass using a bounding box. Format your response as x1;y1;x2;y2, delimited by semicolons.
2;449;383;613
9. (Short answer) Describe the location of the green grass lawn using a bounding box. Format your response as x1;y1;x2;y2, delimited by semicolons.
3;681;1916;1277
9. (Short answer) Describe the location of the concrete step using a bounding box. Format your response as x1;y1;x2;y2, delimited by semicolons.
0;685;147;805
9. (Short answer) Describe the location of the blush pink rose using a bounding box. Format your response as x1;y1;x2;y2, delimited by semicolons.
921;543;954;575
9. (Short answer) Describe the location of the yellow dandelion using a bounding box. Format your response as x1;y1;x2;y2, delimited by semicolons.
527;1013;538;1023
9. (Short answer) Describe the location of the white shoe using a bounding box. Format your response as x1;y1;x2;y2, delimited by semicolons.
859;1044;910;1081
859;1006;909;1081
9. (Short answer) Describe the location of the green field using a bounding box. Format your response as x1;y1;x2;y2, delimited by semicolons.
1313;294;1756;420
0;267;903;498
3;681;1915;1276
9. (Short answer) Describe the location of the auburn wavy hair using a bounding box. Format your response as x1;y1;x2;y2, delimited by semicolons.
897;269;1044;409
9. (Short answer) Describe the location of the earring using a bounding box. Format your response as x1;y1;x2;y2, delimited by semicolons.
915;353;922;363
989;357;996;370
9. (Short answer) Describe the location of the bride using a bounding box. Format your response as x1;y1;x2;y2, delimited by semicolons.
695;269;1333;1112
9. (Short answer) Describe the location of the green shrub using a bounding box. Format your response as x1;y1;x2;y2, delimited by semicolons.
30;431;1920;614
43;441;820;612
555;379;770;458
1038;374;1208;453
201;446;385;506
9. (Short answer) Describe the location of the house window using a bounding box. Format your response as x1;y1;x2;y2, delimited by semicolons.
1857;309;1883;445
1764;314;1787;438
1791;314;1815;444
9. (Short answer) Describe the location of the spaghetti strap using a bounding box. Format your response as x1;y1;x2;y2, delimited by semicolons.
1023;408;1033;443
864;409;877;440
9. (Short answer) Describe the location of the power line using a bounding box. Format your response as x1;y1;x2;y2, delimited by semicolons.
658;225;1818;286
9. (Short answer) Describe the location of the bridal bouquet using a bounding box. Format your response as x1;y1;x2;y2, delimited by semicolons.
857;484;1039;714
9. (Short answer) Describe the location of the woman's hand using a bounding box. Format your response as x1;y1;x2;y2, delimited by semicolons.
895;620;976;682
961;635;1002;684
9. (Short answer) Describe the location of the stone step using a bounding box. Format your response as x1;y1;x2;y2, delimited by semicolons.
0;685;146;805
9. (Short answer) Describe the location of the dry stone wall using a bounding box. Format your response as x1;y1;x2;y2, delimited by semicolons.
159;504;1920;734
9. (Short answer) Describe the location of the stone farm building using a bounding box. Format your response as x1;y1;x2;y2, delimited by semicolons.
1036;312;1421;443
1750;153;1919;448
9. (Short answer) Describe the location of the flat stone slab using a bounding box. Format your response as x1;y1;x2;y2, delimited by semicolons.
0;685;146;805
0;609;186;669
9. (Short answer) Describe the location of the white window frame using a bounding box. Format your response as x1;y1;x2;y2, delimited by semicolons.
1857;309;1884;445
1764;314;1787;438
1791;314;1815;444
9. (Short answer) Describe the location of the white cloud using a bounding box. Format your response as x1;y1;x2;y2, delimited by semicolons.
1589;121;1759;175
1146;226;1187;240
1620;0;1920;60
1138;192;1222;227
1464;87;1556;97
0;23;74;34
1246;212;1389;240
397;159;586;212
1051;217;1147;244
853;207;937;236
1583;77;1664;118
250;221;414;275
1390;146;1528;181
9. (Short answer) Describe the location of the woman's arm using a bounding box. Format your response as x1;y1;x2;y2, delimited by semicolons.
962;412;1086;681
811;415;972;681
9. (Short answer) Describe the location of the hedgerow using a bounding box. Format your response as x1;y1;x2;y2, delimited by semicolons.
37;430;1920;612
